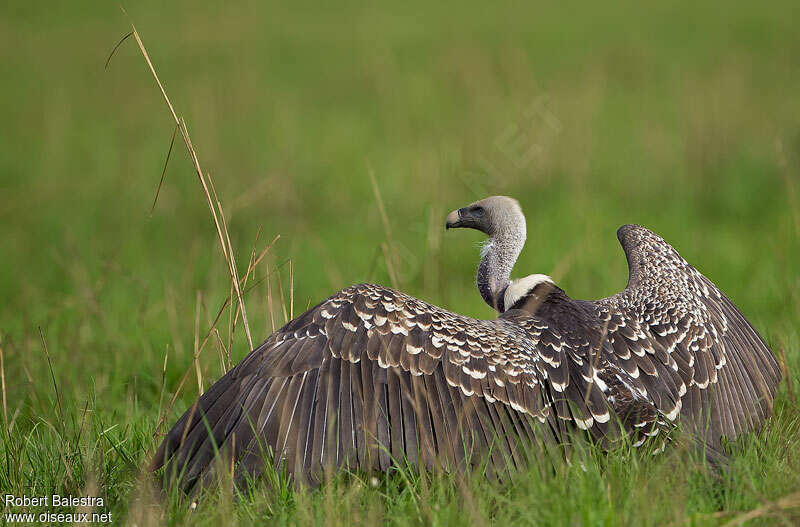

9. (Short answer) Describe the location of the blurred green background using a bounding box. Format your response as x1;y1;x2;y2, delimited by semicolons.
1;0;799;523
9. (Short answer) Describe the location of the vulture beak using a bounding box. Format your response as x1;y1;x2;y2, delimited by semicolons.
445;208;464;230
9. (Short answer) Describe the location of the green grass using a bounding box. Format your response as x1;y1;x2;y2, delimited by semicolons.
1;0;800;524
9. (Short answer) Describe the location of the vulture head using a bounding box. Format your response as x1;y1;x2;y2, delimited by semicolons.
445;195;524;236
446;196;530;311
446;196;557;314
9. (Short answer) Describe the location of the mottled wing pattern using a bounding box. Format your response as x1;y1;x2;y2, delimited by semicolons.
507;296;672;450
595;225;781;445
151;284;614;489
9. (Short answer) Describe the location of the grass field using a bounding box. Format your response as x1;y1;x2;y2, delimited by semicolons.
1;1;800;524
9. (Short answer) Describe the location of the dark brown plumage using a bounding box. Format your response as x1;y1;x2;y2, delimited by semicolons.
151;198;781;491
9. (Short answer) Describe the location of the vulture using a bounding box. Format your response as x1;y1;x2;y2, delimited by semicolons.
152;196;781;490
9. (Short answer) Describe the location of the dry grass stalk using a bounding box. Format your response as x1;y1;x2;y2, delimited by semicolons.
213;328;229;374
245;226;263;291
126;20;254;350
150;122;179;216
276;264;289;324
778;346;795;405
720;491;800;526
121;17;298;439
232;231;280;341
153;248;280;436
206;171;254;349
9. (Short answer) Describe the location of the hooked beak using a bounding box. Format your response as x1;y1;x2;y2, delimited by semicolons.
445;208;464;230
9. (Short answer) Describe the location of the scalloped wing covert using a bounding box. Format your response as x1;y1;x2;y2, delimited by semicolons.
595;225;781;445
152;284;647;489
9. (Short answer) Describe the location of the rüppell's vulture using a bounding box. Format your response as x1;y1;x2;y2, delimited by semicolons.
151;196;781;490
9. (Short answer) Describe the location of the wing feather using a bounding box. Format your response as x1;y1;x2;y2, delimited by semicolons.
599;224;781;445
153;284;608;488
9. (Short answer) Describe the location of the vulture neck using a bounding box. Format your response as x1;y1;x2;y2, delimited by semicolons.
477;219;526;311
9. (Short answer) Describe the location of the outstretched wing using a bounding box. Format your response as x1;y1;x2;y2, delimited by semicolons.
596;225;781;445
151;283;617;489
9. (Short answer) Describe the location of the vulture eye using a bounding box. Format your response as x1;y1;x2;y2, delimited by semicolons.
472;206;485;217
